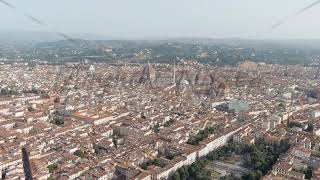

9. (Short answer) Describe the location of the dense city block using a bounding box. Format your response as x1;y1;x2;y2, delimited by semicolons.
1;59;320;179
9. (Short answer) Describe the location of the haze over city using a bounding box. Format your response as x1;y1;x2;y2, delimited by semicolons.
1;0;320;39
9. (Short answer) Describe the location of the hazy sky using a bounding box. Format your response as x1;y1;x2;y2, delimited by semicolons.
1;0;320;39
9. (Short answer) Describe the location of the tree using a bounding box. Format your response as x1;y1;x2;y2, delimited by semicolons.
188;166;197;177
47;176;55;180
165;153;175;160
178;167;188;180
221;174;239;180
153;124;160;132
47;164;58;173
73;150;86;158
27;106;35;112
192;162;201;172
50;112;65;125
256;170;262;179
306;124;314;132
164;119;174;127
288;121;302;128
172;172;180;180
304;166;313;179
141;164;148;170
242;172;257;180
195;169;211;180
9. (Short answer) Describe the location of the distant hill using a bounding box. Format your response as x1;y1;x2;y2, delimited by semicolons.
33;38;320;52
0;30;110;43
2;30;320;50
174;38;320;50
1;33;320;65
29;38;319;65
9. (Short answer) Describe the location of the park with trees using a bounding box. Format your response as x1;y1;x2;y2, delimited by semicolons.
172;139;290;180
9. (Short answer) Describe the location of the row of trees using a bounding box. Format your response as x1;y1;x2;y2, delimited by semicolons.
173;159;211;180
73;149;87;158
288;121;302;128
0;88;19;96
47;164;58;173
141;159;166;170
0;87;44;97
187;126;219;145
22;87;44;94
152;119;175;133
